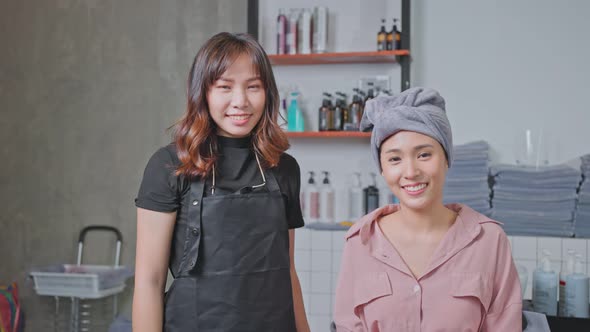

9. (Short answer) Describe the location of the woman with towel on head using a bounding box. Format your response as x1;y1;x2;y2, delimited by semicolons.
333;87;522;331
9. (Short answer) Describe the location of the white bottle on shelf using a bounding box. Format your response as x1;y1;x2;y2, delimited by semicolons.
558;249;576;316
312;6;328;53
303;171;320;223
319;171;335;223
348;172;363;222
287;9;299;54
532;249;558;316
298;9;312;54
564;254;590;318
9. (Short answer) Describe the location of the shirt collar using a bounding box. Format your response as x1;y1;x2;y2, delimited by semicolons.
347;203;493;246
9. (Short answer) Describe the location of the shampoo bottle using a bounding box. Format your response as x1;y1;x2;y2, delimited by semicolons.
318;93;332;131
565;254;590;318
304;171;320;223
532;250;558;316
320;171;335;223
559;249;576;316
349;172;363;221
344;89;363;131
377;19;387;51
363;173;380;214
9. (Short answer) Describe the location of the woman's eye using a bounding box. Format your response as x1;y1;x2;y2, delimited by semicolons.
217;85;231;90
248;85;261;90
389;156;401;162
418;152;431;158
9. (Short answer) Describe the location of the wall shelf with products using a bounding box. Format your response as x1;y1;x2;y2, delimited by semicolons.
247;0;411;137
268;50;410;66
286;131;371;138
246;0;411;89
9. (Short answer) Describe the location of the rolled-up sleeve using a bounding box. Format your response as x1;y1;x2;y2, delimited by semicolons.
482;232;522;331
135;146;180;212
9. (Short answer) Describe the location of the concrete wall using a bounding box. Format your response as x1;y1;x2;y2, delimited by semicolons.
0;0;246;330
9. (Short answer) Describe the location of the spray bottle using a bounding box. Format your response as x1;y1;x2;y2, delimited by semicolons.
276;9;288;54
320;171;335;223
287;90;304;132
298;9;312;54
287;9;299;54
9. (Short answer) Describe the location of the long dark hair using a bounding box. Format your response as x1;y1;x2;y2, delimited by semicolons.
173;32;289;179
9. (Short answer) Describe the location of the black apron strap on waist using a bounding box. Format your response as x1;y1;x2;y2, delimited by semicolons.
176;178;205;276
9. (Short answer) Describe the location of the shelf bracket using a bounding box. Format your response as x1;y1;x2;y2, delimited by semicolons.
401;0;411;91
247;0;259;40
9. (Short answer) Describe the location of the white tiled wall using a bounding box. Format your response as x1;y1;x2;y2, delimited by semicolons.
296;228;590;332
511;236;590;300
295;229;347;332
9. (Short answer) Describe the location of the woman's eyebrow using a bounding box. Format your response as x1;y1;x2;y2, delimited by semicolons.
382;144;434;154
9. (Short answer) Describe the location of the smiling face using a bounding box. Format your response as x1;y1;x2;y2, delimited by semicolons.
380;131;449;211
206;53;266;138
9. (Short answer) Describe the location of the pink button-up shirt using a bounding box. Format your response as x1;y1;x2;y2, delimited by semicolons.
334;204;522;332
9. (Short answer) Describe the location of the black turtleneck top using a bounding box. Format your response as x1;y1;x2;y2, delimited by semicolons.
135;136;304;229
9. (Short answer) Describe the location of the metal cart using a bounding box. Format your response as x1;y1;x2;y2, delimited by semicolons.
30;226;132;332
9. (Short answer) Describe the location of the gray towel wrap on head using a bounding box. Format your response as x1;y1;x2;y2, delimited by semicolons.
360;87;453;171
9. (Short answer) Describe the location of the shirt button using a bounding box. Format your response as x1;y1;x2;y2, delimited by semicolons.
192;200;199;206
413;285;421;293
192;227;200;236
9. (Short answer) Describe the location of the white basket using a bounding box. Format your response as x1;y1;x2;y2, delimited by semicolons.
30;264;132;299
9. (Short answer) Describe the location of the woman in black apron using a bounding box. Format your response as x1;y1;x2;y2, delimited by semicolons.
132;32;310;332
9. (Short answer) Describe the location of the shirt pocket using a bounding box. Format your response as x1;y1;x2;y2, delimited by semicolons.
353;272;397;331
449;272;493;329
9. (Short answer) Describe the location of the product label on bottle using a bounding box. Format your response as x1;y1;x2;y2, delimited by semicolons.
559;282;567;316
533;283;557;315
349;192;362;220
287;33;296;54
320;191;334;222
277;24;286;54
310;192;320;219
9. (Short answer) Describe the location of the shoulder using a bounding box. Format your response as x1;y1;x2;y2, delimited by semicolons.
455;204;508;246
277;152;299;171
151;143;179;165
142;143;181;180
345;205;399;242
272;152;300;179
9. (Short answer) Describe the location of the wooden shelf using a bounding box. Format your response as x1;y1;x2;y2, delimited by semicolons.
286;131;371;138
268;50;410;65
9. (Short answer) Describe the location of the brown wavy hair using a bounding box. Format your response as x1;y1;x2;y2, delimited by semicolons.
173;32;289;179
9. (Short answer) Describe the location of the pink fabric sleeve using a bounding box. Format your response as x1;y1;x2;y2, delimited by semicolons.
482;231;522;332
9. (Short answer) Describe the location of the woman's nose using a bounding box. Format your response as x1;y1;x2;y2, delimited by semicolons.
231;89;248;109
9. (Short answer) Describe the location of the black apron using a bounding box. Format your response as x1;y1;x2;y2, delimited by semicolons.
163;161;296;331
